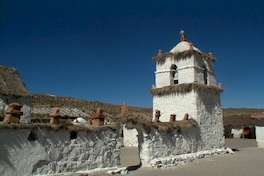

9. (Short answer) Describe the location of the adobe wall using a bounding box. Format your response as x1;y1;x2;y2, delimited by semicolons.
153;91;197;122
256;119;264;148
0;120;230;175
137;125;230;168
123;126;139;147
0;125;121;176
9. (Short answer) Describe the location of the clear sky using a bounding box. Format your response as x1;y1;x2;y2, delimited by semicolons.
1;0;264;108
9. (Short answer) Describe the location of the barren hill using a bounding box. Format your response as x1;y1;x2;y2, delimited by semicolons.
32;94;152;122
31;94;264;126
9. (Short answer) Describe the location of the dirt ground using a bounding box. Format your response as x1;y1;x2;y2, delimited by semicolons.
90;138;264;176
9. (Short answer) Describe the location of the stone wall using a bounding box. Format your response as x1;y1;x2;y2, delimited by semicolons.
137;125;230;167
153;91;197;122
0;124;121;176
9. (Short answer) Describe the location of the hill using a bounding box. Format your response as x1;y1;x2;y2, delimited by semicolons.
31;94;152;122
31;94;263;125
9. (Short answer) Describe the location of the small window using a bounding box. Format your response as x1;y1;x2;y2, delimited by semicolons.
171;64;178;84
28;129;37;141
70;131;78;139
203;65;208;85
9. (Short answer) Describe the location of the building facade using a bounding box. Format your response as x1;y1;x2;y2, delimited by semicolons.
150;31;225;149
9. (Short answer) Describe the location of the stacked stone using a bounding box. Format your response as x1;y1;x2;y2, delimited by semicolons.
121;102;129;115
3;103;23;123
170;114;176;122
92;108;105;126
50;107;61;124
183;113;189;120
153;110;161;122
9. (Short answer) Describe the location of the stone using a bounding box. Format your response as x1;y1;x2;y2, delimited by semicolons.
153;110;160;122
3;103;23;123
170;114;176;122
157;49;163;57
121;102;129;115
92;108;105;126
49;107;61;124
183;113;189;120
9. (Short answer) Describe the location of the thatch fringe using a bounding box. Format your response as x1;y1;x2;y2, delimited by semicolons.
115;113;198;132
0;65;32;97
152;50;215;65
150;83;224;95
0;122;117;132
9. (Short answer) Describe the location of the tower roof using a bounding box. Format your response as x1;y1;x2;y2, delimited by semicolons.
170;41;201;53
170;30;201;53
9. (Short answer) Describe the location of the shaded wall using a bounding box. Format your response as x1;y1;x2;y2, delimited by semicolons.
138;125;229;167
0;126;121;176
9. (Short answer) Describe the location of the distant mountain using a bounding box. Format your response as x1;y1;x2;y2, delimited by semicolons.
31;94;152;122
30;94;263;125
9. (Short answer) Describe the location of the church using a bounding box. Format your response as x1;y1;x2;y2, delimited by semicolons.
150;30;225;147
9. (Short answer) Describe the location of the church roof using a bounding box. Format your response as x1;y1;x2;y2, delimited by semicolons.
152;30;216;64
170;41;201;53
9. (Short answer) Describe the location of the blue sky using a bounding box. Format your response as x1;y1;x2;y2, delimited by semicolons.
1;0;264;108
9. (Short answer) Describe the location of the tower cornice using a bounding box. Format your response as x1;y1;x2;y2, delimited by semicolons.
149;82;224;95
152;50;216;65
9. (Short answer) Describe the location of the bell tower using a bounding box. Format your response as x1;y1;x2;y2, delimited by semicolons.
150;30;225;149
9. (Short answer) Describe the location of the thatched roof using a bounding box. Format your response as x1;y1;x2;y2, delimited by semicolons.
0;121;118;132
115;113;198;132
0;65;31;97
150;82;224;95
152;50;216;65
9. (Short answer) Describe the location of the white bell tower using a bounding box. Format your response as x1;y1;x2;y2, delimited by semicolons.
150;30;225;149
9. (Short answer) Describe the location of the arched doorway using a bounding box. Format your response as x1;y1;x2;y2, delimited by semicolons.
120;124;142;170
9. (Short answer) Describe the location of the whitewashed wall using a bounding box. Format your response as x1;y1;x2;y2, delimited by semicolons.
255;119;264;148
196;90;225;149
153;89;224;150
231;128;242;138
137;125;230;167
153;91;197;122
0;127;121;176
123;125;139;147
155;56;196;87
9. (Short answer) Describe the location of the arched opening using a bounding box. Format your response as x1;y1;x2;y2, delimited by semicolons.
120;124;142;170
203;65;208;85
28;129;37;141
170;64;178;84
70;131;78;139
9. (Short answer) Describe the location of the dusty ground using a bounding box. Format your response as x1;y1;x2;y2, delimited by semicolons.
89;138;264;176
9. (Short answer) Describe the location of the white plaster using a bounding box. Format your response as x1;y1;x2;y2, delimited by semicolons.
72;118;90;125
138;126;226;167
231;129;242;138
123;125;139;147
148;148;233;168
0;127;121;176
255;119;264;148
170;41;201;53
153;91;197;122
